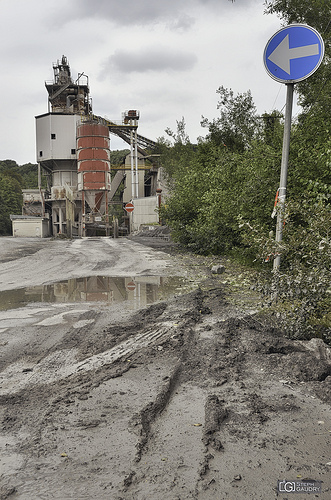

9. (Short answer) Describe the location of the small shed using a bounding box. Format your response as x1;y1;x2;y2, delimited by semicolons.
10;215;50;238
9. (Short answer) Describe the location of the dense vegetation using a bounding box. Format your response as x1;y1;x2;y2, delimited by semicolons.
157;1;331;342
0;160;38;235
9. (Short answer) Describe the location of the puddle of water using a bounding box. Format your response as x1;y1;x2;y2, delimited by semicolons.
0;276;197;311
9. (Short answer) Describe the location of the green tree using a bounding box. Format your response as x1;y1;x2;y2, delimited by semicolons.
201;86;262;152
261;111;283;147
0;172;22;234
0;160;39;189
0;160;40;235
159;110;282;255
264;0;331;32
19;163;39;188
239;192;331;343
109;149;130;167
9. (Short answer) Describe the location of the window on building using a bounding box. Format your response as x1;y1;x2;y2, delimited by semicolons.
71;149;76;155
39;151;43;157
51;133;56;139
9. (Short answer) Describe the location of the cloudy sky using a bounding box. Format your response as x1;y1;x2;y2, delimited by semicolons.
1;0;287;165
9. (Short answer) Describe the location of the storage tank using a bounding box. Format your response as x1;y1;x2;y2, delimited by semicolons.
77;122;111;192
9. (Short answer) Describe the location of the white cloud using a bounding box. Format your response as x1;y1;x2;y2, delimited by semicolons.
0;0;284;164
102;47;198;75
48;0;252;28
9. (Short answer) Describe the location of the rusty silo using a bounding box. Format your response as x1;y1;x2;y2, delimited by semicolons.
77;122;111;236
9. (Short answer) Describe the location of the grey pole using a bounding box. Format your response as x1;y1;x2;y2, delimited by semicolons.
273;82;294;271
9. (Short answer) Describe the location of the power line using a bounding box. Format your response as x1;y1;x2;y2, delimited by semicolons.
271;84;283;110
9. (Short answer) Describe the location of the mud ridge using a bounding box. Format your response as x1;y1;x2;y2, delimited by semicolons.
202;394;227;451
129;363;182;462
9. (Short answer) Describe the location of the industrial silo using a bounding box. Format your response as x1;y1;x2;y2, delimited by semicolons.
77;122;111;236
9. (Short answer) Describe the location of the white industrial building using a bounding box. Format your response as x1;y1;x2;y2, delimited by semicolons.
12;56;163;238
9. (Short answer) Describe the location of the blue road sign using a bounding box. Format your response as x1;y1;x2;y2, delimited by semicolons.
264;24;324;84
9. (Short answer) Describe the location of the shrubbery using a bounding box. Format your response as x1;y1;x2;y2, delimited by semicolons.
157;0;331;342
239;193;331;343
158;0;331;343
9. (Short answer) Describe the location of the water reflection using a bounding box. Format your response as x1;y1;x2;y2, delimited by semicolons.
0;276;194;311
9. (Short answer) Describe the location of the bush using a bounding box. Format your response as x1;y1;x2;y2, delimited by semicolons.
239;193;331;344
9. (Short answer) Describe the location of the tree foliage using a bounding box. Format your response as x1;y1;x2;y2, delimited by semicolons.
0;160;39;189
264;0;331;32
239;193;331;343
201;86;262;152
109;149;130;167
0;160;38;235
159;75;330;340
0;172;22;234
160;90;282;255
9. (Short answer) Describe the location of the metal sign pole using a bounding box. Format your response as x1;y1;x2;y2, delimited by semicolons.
135;130;139;198
130;130;135;199
273;82;294;270
264;25;324;270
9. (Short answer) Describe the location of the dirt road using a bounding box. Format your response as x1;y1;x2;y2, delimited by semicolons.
0;235;330;499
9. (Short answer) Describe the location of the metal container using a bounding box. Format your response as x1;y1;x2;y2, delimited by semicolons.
77;123;110;191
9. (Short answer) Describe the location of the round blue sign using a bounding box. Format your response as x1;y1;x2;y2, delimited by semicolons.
264;24;324;83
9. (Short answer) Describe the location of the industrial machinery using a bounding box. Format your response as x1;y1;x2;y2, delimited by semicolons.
33;55;158;237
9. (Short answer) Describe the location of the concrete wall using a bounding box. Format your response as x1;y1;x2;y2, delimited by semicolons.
130;196;159;231
11;217;50;238
36;113;80;162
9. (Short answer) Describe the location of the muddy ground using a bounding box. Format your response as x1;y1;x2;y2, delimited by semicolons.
0;233;330;499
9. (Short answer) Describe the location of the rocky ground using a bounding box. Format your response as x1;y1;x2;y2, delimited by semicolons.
0;231;330;499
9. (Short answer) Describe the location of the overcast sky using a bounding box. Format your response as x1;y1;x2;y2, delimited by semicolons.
1;0;287;165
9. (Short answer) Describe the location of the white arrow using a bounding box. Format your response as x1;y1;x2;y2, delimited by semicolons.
268;34;319;74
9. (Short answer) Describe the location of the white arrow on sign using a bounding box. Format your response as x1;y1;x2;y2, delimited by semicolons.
268;34;319;74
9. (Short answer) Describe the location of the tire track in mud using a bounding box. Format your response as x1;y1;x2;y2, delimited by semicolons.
1;283;331;499
0;311;185;396
115;289;331;500
128;363;182;463
0;289;206;499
